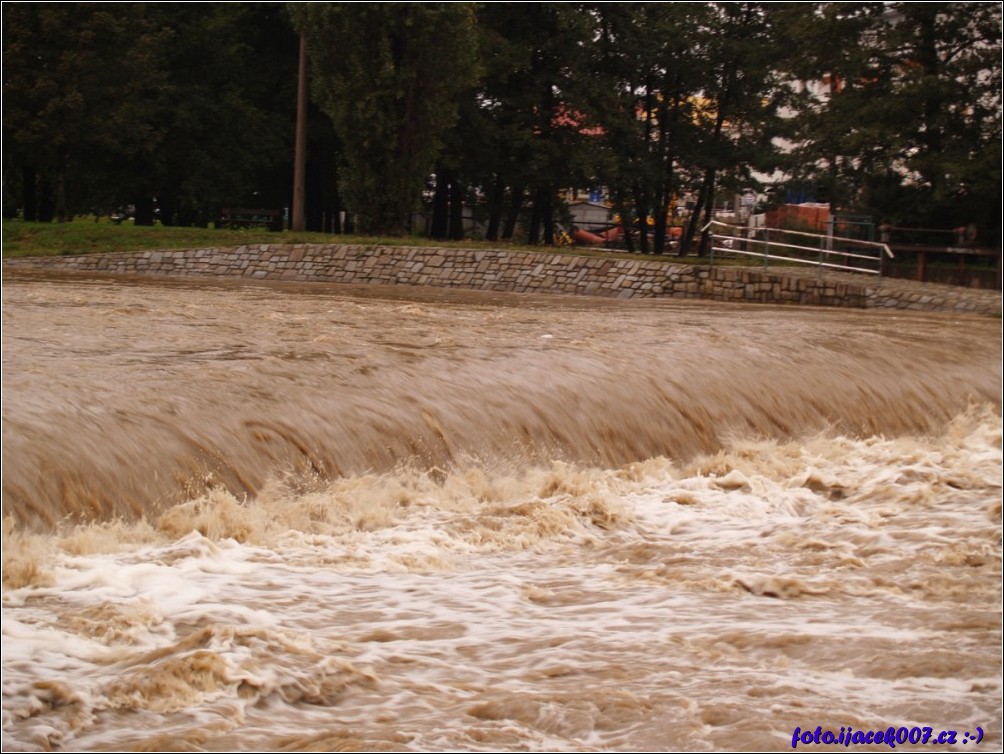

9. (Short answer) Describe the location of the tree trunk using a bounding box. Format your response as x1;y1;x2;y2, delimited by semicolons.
680;166;714;257
680;215;696;257
632;184;649;254
429;168;450;239
54;149;70;223
528;193;541;245
698;169;717;256
21;166;38;222
502;184;523;240
134;194;155;226
448;176;465;240
485;175;504;241
653;193;668;255
291;33;308;232
158;194;178;226
614;194;634;253
37;175;55;223
658;77;682;256
539;188;554;245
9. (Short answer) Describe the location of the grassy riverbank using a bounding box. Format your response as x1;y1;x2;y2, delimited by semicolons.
3;219;404;258
1;218;716;263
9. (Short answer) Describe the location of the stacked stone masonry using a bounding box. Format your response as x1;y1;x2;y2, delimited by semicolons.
4;244;1000;316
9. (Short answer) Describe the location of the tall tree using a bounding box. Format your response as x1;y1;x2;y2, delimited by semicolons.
583;3;710;254
292;3;478;235
681;2;788;256
3;3;299;226
416;2;599;247
130;3;295;227
878;2;1001;238
3;4;171;221
779;2;1001;240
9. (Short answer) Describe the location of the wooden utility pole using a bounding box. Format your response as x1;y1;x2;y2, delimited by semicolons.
291;32;307;232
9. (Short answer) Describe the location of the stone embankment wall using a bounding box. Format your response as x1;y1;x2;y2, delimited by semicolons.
4;244;1000;316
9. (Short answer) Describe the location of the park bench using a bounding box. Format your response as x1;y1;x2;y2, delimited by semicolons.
218;207;283;232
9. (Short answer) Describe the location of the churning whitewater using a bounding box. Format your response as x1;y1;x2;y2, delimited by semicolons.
2;273;1001;751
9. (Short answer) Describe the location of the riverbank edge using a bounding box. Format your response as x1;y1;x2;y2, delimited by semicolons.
3;243;1000;316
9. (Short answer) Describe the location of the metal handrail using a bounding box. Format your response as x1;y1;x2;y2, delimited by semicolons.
704;219;894;256
712;233;879;262
709;246;881;274
700;220;894;280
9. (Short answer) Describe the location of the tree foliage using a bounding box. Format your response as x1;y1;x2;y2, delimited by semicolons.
3;4;171;220
777;2;1001;238
3;2;299;224
291;3;478;235
4;2;1000;244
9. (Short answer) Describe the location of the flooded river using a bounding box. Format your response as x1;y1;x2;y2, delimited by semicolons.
2;273;1000;751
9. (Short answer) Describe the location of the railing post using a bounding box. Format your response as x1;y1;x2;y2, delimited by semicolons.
817;232;824;281
878;243;893;290
763;228;770;271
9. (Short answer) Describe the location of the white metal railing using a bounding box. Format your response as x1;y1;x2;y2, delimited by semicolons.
700;220;894;279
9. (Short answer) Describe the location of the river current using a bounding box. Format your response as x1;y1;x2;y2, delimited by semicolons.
2;272;1001;751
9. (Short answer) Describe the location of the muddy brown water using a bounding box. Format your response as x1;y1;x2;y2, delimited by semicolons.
2;272;1000;751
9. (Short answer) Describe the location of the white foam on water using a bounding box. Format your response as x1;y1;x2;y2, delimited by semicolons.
3;410;1000;751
